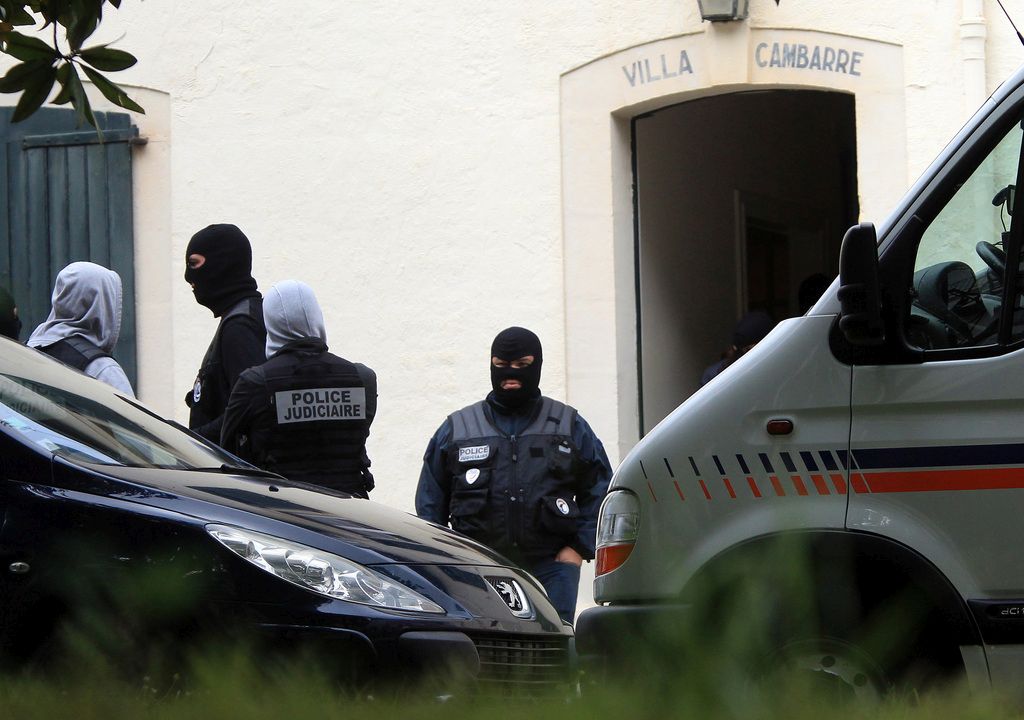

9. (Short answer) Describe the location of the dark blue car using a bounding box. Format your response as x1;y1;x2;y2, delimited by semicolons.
0;338;571;691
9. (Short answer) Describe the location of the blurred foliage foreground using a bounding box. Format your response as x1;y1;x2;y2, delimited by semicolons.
1;533;1023;720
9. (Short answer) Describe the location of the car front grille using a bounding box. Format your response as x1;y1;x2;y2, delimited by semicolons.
469;633;571;695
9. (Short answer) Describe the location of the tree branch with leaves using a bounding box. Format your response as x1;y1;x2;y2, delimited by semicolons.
0;0;142;126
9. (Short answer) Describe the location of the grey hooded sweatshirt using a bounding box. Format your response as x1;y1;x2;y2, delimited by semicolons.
27;262;135;397
263;280;328;357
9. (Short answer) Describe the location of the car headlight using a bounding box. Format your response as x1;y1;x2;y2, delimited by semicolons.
206;524;445;614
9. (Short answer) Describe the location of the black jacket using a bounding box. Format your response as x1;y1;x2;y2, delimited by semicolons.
220;337;378;497
186;296;266;442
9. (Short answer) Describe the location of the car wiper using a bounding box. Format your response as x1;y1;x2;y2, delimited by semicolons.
219;463;285;479
192;464;285;480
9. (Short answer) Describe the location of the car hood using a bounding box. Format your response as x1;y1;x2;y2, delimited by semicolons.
56;461;513;568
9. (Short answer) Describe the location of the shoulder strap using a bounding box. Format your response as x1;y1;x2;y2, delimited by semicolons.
523;397;574;436
449;401;492;442
41;336;111;372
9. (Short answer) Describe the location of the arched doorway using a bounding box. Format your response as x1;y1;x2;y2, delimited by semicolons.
634;89;858;431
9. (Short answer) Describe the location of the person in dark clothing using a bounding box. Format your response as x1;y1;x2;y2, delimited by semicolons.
699;309;774;387
0;287;21;341
184;223;267;443
415;327;612;624
221;280;377;497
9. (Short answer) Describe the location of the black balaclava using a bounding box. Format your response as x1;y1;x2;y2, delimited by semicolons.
184;224;259;317
490;326;543;410
0;287;20;341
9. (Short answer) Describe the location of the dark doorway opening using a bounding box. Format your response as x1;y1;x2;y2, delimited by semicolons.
633;89;858;434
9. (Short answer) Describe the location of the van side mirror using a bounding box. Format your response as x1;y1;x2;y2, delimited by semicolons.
837;222;885;346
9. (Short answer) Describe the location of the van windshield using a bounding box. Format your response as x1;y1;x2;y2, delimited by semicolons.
0;355;235;470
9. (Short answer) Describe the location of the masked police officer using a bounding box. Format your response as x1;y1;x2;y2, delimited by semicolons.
220;280;377;497
184;224;267;443
415;327;612;623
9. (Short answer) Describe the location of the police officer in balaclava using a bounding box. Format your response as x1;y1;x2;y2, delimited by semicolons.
415;326;613;624
184;223;267;443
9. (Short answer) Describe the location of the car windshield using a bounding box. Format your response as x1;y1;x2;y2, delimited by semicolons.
0;340;236;470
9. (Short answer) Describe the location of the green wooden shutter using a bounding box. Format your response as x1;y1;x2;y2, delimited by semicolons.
0;108;140;387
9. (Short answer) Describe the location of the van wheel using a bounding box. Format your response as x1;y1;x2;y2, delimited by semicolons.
768;637;888;701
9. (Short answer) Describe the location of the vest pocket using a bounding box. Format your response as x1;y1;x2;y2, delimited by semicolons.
539;495;579;537
545;438;577;478
450;469;491;535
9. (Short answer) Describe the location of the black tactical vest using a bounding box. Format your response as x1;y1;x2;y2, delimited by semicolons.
188;297;263;433
257;350;371;495
447;397;584;561
39;336;111;372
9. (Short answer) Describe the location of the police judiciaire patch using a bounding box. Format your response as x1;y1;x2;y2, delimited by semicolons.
275;388;366;424
458;445;490;463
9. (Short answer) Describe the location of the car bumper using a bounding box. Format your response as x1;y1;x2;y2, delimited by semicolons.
253;621;575;693
575;603;690;675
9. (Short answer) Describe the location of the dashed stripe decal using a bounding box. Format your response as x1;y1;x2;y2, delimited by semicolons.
647;444;1024;502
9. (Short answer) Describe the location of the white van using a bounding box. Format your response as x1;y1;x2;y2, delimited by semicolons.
577;62;1024;695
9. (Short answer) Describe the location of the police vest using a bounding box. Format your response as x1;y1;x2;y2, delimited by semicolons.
40;336;111;372
258;350;371;494
188;297;263;432
447;398;585;561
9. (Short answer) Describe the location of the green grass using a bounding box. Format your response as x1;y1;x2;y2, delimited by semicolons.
0;653;1017;720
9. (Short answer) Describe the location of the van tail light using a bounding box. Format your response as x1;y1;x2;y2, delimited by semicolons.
596;543;634;576
595;489;640;577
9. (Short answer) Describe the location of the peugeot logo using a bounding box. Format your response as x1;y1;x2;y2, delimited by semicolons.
486;577;534;619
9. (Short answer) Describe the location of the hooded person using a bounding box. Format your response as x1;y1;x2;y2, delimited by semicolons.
27;262;135;396
184;223;267;443
220;280;378;497
0;286;21;341
414;326;613;624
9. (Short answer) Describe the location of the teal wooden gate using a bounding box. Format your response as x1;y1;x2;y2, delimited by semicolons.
0;108;139;386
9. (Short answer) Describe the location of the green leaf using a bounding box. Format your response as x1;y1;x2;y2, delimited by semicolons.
66;9;98;50
10;62;56;121
51;61;72;104
0;58;52;93
8;7;37;26
80;64;143;114
79;45;136;71
64;61;96;127
1;30;57;61
107;0;120;8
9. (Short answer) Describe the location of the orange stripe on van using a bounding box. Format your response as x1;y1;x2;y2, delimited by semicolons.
862;467;1024;493
699;479;712;500
723;477;737;499
770;475;785;496
830;473;847;494
790;475;809;496
747;476;762;498
673;480;686;501
810;474;830;495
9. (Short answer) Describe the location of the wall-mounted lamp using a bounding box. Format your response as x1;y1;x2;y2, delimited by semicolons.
697;0;750;22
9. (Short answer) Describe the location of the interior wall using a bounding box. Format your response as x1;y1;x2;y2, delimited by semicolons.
635;90;857;432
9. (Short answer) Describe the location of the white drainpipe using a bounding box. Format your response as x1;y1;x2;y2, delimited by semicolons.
961;0;988;117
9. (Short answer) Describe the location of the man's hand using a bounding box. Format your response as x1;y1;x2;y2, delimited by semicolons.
555;546;583;567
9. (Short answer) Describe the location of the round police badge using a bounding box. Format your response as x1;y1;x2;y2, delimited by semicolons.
466;468;480;485
556;498;570;515
193;379;202;404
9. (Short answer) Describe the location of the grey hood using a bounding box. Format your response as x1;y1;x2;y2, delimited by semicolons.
27;262;123;353
264;280;327;357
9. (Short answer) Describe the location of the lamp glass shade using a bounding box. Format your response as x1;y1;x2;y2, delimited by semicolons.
697;0;750;21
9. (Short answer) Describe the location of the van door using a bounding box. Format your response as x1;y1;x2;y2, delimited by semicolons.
848;99;1024;610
